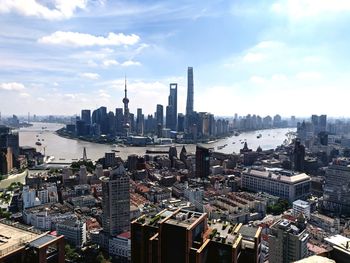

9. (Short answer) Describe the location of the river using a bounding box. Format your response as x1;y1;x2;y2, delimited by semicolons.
18;122;295;161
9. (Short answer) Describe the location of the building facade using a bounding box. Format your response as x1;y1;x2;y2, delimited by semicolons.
101;165;130;236
241;168;311;202
269;218;309;263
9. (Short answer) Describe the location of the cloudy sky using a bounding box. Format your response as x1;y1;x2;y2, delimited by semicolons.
0;0;349;117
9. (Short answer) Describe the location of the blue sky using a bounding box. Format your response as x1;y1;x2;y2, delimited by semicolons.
0;0;349;117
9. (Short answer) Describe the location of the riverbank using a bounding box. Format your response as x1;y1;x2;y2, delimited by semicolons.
19;122;295;161
56;127;233;146
0;170;28;189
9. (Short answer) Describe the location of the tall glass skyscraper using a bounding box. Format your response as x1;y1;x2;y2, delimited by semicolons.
186;67;194;116
166;83;177;131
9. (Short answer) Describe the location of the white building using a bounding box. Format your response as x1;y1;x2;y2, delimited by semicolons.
109;232;131;261
293;200;311;219
37;189;49;204
56;220;87;248
242;168;311;202
184;187;203;212
22;186;40;209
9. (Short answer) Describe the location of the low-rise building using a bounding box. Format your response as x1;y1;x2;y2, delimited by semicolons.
109;231;131;262
293;200;311;219
56;219;86;248
242;167;311;202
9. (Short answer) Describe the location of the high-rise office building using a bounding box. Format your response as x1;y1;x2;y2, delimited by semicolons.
81;109;91;125
319;114;327;132
293;139;305;172
136;108;144;135
131;208;262;263
156;104;163;128
101;164;130;236
165;83;177;131
269;217;309;263
186;67;194;116
196;145;210;178
92;106;109;135
115;108;124;135
0;147;13;175
323;158;350;216
108;111;116;136
177;113;185;132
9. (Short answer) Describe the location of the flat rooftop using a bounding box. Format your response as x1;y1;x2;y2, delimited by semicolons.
165;210;205;229
0;221;42;258
244;168;310;184
325;234;350;252
209;221;240;245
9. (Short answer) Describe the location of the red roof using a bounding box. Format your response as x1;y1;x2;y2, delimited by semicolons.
118;231;131;239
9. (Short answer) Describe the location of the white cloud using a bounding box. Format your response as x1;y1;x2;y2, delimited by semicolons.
53;82;59;86
79;72;100;80
271;0;350;20
121;60;142;67
296;71;321;80
271;74;288;82
250;76;266;84
243;52;266;63
102;59;119;67
99;92;111;98
19;92;30;97
0;82;25;91
0;0;87;20
38;31;140;47
64;93;76;99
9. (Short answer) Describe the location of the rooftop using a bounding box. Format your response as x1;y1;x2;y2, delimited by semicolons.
165;210;205;229
293;200;310;208
294;255;335;263
325;234;350;253
0;220;42;258
209;221;240;245
244;167;310;184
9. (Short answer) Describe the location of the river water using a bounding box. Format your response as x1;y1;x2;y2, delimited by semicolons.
0;123;294;188
18;123;295;161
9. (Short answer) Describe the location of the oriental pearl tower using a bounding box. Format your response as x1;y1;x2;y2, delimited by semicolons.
123;76;130;136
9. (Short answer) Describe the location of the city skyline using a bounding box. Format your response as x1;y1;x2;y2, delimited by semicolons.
1;0;350;117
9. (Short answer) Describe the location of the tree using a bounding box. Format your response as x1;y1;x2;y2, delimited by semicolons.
96;252;111;263
65;244;80;262
267;199;290;215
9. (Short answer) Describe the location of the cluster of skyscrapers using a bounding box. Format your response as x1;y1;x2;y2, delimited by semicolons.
67;67;230;142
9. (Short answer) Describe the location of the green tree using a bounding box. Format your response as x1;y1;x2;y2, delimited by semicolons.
65;244;80;262
96;252;111;263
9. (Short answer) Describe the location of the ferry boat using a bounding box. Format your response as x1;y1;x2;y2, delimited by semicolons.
257;134;262;139
35;142;42;146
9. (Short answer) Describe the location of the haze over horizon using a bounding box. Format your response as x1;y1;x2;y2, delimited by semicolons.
1;0;349;117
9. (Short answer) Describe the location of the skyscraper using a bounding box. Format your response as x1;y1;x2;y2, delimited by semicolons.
323;158;350;216
186;67;194;116
293;139;305;172
196;145;210;177
122;77;130;136
101;164;130;236
156;104;164;128
136;108;144;135
81;109;91;125
115;108;124;135
165;83;177;131
131;208;262;263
